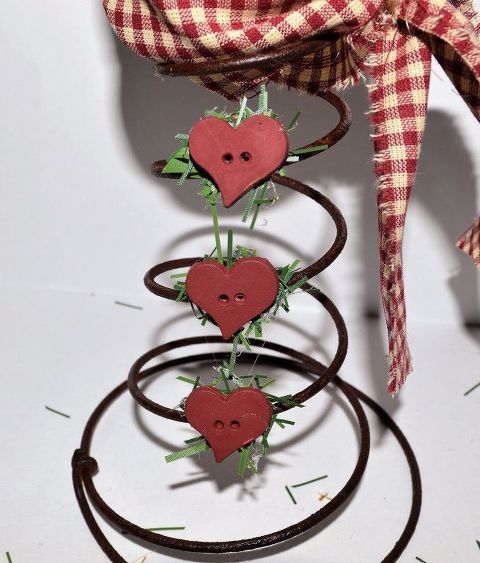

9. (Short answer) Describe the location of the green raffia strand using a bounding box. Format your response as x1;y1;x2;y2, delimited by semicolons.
184;435;204;444
238;443;260;477
227;229;233;269
146;527;186;532
249;182;269;230
464;381;480;396
170;272;187;279
165;441;210;463
244;321;255;338
238;332;251;352
286;111;301;132
285;486;297;505
235;96;248;126
228;334;240;375
161;145;189;176
291;475;327;488
217;365;231;393
288;276;309;293
257;85;268;114
246;461;257;474
238;445;251;477
162;144;202;179
6;553;13;563
260;411;297;449
258;377;276;390
261;415;279;449
189;300;203;320
235;244;256;258
175;283;186;302
45;405;71;419
289;144;328;156
252;320;263;337
176;375;198;386
266;393;304;408
210;375;223;388
415;558;428;563
280;259;301;283
205;109;229;120
239;374;268;388
241;187;259;223
274;418;295;429
199;184;213;199
210;202;223;263
178;160;194;185
476;540;480;550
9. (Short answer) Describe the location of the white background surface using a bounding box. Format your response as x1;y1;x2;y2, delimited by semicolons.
1;2;479;562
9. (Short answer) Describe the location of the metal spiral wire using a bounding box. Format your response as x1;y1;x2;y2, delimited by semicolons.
72;42;421;563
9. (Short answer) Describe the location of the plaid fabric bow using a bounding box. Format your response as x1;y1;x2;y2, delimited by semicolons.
104;0;480;393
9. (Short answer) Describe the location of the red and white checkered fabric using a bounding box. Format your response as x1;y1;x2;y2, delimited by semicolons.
104;0;480;393
457;217;480;266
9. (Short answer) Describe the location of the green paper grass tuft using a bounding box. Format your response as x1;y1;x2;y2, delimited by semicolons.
165;440;210;463
162;85;327;227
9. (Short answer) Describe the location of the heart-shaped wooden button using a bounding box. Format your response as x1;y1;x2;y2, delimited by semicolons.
185;387;272;462
185;257;279;340
188;115;289;207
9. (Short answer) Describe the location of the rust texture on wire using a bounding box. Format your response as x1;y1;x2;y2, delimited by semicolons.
154;35;338;77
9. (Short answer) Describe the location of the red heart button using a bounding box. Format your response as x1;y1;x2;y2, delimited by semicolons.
185;257;279;340
185;387;272;462
188;115;289;207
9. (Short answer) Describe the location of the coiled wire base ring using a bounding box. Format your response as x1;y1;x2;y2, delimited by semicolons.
72;338;421;562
